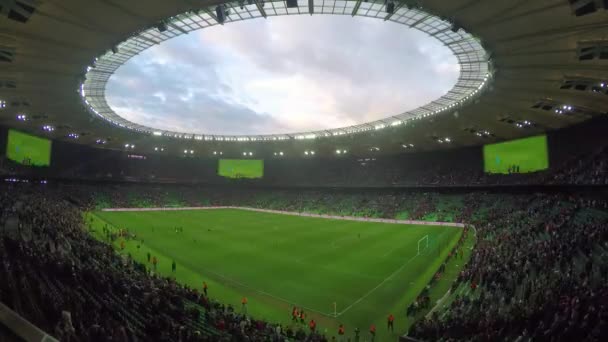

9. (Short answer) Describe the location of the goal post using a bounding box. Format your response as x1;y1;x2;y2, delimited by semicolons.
417;235;429;256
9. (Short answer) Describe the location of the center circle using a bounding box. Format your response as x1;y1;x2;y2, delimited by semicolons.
105;15;459;136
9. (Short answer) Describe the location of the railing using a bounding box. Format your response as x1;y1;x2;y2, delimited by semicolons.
0;302;58;342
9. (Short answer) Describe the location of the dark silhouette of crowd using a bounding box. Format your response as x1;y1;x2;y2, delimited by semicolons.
0;186;329;342
1;182;608;341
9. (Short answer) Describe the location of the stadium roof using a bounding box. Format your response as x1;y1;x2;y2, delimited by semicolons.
1;0;607;157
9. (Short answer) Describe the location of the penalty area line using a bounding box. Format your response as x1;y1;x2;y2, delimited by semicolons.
336;252;421;317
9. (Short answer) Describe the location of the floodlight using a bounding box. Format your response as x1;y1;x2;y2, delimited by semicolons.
305;151;309;155
156;22;168;33
280;151;284;156
249;152;253;156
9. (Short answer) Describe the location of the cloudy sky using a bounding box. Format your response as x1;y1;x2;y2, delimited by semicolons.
106;15;459;136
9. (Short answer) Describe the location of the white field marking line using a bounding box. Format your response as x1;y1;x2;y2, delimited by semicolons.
427;225;478;319
102;206;466;228
336;252;421;317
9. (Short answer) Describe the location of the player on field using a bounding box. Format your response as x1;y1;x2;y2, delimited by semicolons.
353;327;360;342
338;324;345;338
369;324;376;341
203;281;208;296
299;310;306;324
387;313;394;332
241;297;248;314
308;319;316;332
171;260;176;273
147;252;151;263
152;256;158;271
292;307;299;322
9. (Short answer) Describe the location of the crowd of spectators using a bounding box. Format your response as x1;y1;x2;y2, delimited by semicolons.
1;182;607;341
3;115;608;189
0;185;330;341
410;194;608;341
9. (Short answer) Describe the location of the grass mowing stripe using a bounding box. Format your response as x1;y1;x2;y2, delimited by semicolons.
90;208;465;340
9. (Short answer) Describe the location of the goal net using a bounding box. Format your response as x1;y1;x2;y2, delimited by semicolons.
417;235;429;256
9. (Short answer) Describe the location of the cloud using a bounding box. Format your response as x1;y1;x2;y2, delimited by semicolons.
105;15;459;135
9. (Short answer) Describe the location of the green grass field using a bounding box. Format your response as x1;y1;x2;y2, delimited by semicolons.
88;209;466;340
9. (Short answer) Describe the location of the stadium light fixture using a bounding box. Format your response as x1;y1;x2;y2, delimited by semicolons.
67;133;79;139
42;125;55;132
190;150;194;154
156;22;168;32
16;114;27;121
243;152;247;156
249;152;253;156
0;100;6;108
153;131;162;136
311;151;315;155
95;139;106;145
280;151;284;156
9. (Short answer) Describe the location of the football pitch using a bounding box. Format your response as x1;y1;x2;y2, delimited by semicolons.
88;208;465;339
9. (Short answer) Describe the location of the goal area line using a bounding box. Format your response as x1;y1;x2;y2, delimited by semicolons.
102;206;466;228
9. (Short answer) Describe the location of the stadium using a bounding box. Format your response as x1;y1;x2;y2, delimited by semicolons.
1;0;607;341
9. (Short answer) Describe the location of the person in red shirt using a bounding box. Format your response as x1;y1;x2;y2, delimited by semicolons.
203;281;208;296
299;310;306;324
387;313;394;332
292;307;299;322
241;297;248;314
338;324;345;336
308;319;316;332
370;324;376;341
151;256;158;271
